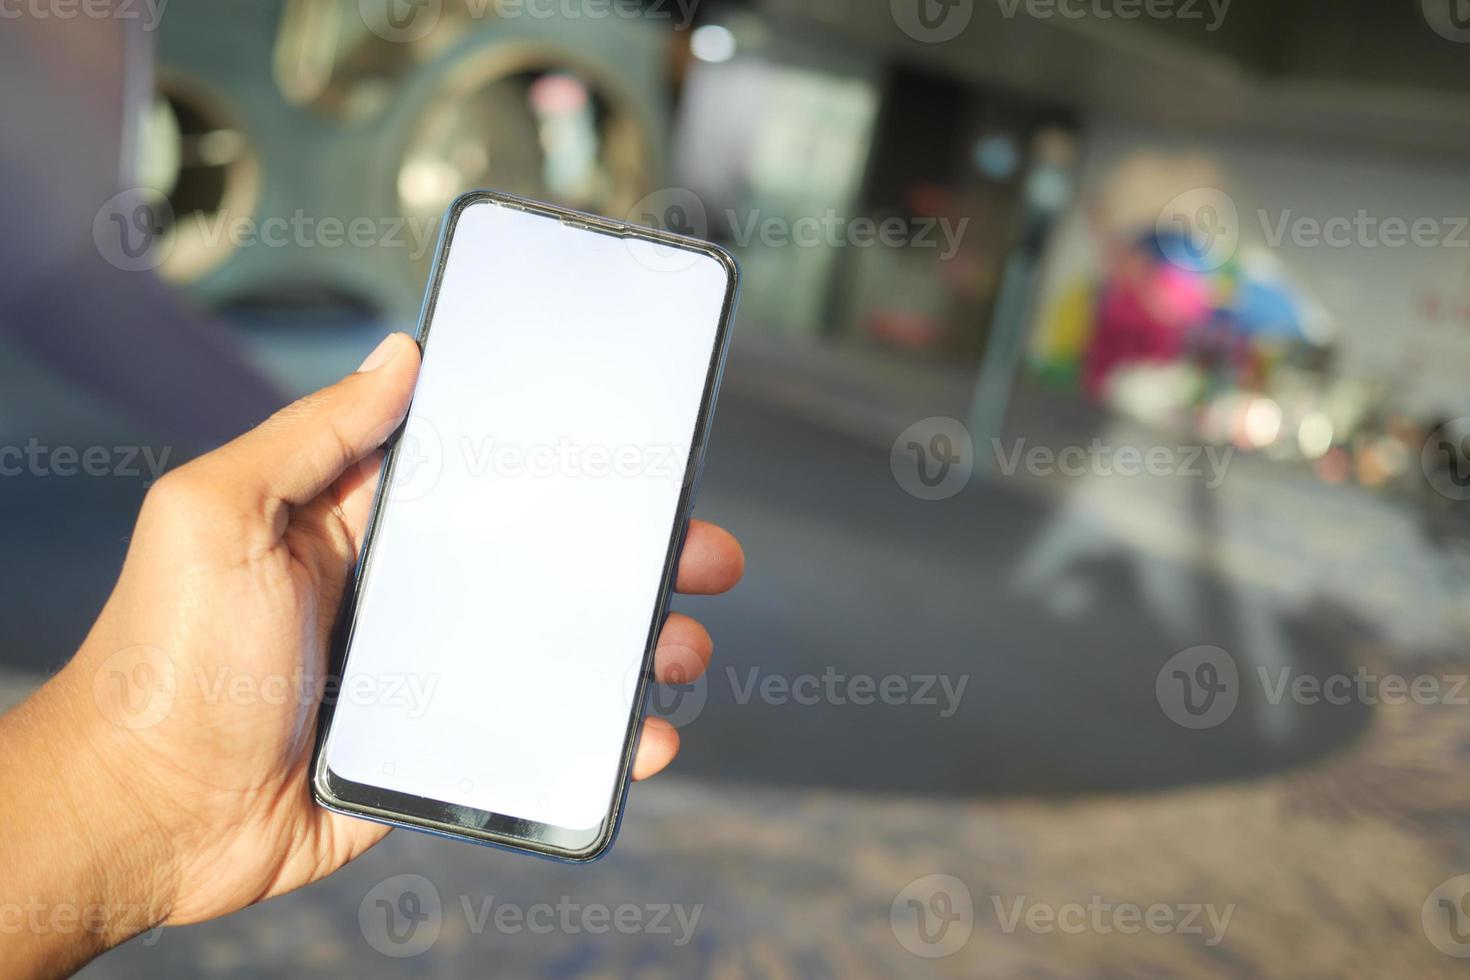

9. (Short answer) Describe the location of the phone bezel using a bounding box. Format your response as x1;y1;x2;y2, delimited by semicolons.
311;189;740;862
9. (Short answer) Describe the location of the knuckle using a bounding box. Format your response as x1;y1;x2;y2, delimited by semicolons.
143;467;205;511
137;463;259;555
141;464;227;521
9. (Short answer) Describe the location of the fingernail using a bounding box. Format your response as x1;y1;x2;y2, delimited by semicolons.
357;334;400;373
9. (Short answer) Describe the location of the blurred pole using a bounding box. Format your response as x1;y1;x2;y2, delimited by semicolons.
969;250;1037;476
970;142;1075;474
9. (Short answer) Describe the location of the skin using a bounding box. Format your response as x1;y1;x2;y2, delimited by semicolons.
0;333;744;977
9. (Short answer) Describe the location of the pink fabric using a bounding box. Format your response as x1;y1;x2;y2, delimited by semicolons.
1084;263;1209;398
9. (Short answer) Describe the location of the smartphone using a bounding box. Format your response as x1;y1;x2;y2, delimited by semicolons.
312;190;739;861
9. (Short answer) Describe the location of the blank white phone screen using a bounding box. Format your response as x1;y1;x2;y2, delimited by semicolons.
324;200;730;830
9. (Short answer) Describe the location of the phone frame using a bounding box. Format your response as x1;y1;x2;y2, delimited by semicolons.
311;189;740;862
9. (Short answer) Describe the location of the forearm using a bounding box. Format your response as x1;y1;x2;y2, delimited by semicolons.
0;663;176;978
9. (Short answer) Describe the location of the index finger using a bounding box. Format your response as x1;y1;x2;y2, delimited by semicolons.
675;520;745;594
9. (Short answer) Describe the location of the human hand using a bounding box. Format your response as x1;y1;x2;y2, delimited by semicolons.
0;332;744;974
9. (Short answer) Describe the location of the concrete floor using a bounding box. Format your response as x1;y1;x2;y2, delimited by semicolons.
5;326;1470;976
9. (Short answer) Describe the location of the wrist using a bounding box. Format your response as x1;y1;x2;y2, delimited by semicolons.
0;657;180;975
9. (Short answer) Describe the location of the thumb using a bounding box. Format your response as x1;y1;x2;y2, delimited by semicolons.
207;332;422;510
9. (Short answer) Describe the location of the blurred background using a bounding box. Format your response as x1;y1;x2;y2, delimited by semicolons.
6;0;1470;975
